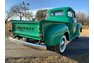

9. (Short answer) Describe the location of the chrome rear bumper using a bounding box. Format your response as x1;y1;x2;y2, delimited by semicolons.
8;37;46;49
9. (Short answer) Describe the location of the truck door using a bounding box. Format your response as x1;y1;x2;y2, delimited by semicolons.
68;10;76;34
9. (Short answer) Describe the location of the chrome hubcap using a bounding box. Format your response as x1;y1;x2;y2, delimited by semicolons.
59;36;66;53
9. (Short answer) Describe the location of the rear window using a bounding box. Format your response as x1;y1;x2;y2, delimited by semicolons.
50;10;64;16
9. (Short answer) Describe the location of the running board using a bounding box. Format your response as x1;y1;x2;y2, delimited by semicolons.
8;37;47;49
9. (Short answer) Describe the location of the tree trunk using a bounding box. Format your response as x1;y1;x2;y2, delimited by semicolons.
20;17;22;21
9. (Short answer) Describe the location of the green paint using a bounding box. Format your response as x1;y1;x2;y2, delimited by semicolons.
11;7;82;46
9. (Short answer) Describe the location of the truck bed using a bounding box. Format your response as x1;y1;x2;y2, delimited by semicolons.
12;20;41;40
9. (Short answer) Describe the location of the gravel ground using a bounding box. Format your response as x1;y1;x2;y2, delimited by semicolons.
5;37;89;63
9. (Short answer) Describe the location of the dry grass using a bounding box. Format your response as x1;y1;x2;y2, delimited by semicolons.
81;29;89;36
6;53;89;63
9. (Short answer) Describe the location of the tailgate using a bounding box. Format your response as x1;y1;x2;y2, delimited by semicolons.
12;20;40;40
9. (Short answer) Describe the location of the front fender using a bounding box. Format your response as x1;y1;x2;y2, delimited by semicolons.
75;23;82;35
44;24;69;46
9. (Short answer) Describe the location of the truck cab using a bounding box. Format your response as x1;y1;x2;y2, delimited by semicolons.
11;7;82;54
46;7;77;36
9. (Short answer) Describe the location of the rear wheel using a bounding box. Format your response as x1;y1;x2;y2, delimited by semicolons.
46;35;67;54
56;35;67;53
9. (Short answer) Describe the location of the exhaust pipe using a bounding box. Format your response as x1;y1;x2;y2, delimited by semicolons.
8;37;46;50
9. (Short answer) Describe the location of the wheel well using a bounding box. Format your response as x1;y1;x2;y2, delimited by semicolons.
64;32;69;41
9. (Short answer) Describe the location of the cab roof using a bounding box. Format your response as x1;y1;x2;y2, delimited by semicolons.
48;7;74;12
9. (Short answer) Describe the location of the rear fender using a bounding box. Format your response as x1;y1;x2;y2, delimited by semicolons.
44;24;69;46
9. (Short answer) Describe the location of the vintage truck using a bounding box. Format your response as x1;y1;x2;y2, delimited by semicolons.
10;7;82;54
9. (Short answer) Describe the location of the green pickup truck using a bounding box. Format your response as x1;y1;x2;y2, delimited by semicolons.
10;7;82;54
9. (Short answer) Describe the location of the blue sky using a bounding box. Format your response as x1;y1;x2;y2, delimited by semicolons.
6;0;89;15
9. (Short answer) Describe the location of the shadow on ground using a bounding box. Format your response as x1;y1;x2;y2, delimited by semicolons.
62;36;89;63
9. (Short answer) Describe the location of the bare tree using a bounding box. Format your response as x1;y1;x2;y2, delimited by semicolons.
24;11;33;20
10;2;31;20
76;12;86;22
86;15;89;25
76;12;88;25
5;1;33;23
35;9;48;21
5;10;15;24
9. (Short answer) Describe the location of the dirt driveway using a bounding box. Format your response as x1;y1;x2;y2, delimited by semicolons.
5;29;89;63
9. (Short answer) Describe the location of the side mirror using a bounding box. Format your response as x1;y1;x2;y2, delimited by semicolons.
68;11;73;17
